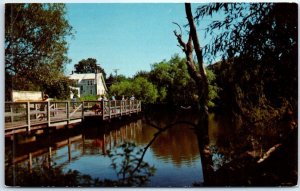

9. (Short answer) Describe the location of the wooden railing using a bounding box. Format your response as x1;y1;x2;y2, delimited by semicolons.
5;100;142;135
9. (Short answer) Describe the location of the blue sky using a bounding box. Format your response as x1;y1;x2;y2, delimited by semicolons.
65;3;214;77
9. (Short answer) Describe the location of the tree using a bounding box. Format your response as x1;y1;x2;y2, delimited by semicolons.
74;58;107;79
195;3;297;126
106;73;129;89
43;74;75;99
149;55;201;106
109;77;158;104
5;3;73;99
174;4;209;109
206;69;219;108
149;60;173;103
109;80;132;98
187;3;297;185
132;77;158;104
173;3;213;185
133;70;150;79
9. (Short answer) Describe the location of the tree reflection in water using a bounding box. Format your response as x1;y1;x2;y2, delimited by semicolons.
107;142;156;186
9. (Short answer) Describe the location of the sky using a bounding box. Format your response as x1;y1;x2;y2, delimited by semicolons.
65;3;212;77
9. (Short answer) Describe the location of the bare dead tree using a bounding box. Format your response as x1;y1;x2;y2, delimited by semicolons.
174;3;213;185
174;3;208;110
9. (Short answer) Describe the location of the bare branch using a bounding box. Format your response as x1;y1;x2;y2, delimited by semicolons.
257;143;282;163
173;30;187;52
172;22;183;36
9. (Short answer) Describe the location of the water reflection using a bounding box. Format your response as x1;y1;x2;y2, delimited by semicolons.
5;116;203;187
150;124;200;167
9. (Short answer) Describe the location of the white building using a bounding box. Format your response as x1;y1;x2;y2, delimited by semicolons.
69;73;107;98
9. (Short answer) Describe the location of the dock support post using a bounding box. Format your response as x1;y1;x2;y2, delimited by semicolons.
68;138;72;162
28;152;33;173
26;102;31;132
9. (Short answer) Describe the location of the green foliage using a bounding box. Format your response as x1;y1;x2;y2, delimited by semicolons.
109;54;219;107
133;70;150;79
200;3;297;128
107;142;156;186
74;58;107;79
43;74;75;99
5;3;73;99
149;55;201;106
78;94;98;101
106;74;130;89
206;69;219;108
109;77;158;104
132;77;158;104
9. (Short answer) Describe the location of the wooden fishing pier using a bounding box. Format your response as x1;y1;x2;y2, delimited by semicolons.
5;100;142;136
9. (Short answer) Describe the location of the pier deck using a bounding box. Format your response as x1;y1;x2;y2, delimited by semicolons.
5;100;141;135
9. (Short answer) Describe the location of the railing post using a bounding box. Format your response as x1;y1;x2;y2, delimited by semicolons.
66;101;70;125
126;100;129;114
34;103;38;119
26;102;31;132
47;101;50;127
10;104;14;123
120;101;123;116
109;101;111;119
82;101;85;120
102;100;105;120
134;100;136;111
140;101;142;112
54;103;57;116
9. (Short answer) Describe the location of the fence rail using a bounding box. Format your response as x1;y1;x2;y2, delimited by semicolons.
5;100;142;135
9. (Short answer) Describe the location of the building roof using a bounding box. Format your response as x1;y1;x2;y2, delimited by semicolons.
69;73;96;81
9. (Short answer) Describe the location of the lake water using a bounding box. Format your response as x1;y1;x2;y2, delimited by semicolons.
5;113;204;187
6;109;296;187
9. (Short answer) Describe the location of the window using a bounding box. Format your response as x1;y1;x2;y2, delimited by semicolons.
86;80;94;85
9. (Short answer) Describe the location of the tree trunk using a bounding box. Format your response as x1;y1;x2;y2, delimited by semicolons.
185;3;209;110
174;3;213;185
